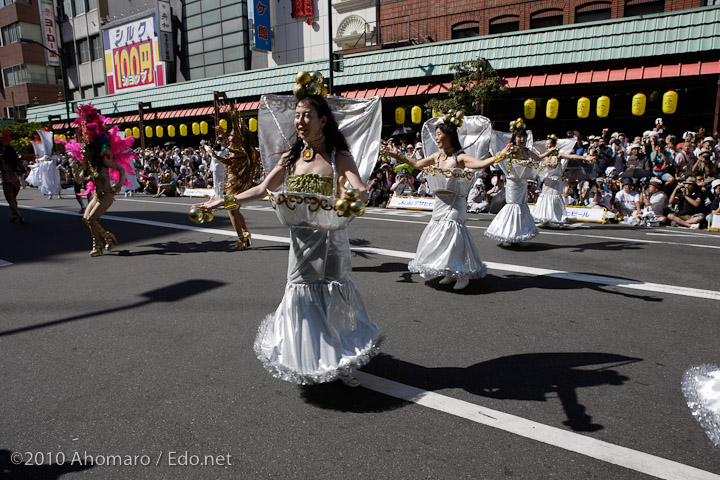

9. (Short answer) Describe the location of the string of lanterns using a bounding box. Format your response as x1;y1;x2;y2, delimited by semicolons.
524;90;678;120
120;118;258;140
394;106;424;125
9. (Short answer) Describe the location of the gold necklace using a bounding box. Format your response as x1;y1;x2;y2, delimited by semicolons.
301;136;326;161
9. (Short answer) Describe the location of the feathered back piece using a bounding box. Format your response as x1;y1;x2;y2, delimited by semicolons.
215;110;262;195
57;103;136;194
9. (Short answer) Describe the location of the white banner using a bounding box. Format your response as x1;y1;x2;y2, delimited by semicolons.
529;204;606;223
386;195;435;210
709;213;720;231
182;188;214;197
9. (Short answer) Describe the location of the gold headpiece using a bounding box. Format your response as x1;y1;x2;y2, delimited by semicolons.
509;118;526;132
441;109;464;128
294;70;328;99
547;134;558;141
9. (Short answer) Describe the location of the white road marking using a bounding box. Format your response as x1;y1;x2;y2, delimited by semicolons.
355;372;720;480
9;204;720;301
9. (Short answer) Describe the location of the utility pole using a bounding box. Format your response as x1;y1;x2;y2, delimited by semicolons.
327;0;333;95
138;102;152;151
213;91;228;143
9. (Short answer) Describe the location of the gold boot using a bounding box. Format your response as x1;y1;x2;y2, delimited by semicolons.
83;218;104;257
96;223;118;250
233;230;252;251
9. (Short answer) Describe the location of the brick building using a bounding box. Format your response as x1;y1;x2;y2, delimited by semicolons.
378;0;706;47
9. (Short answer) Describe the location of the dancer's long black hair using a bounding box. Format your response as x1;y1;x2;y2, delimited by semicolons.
282;95;350;171
435;122;463;153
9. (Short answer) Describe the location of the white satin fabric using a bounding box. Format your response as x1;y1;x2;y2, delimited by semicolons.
534;158;569;224
26;156;62;195
209;156;226;198
409;168;487;280
485;176;539;243
255;191;383;385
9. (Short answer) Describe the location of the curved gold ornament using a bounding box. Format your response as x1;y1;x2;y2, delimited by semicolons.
296;70;312;85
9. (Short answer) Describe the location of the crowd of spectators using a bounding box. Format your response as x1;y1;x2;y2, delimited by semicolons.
368;121;720;229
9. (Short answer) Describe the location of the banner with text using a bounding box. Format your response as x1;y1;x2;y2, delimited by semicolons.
386;195;435;210
38;0;59;67
103;17;165;94
252;0;272;51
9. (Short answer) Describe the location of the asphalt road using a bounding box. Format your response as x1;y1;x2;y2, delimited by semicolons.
2;188;720;480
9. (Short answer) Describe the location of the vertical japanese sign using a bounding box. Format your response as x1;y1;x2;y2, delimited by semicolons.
156;0;174;62
253;0;271;51
103;17;165;94
38;0;60;66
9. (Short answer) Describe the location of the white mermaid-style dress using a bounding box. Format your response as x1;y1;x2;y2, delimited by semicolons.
485;174;539;243
533;158;568;225
254;176;383;384
409;166;486;282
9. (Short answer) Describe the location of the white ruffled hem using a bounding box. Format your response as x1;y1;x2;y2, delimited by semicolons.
408;260;487;280
682;364;720;447
484;228;539;243
254;315;384;385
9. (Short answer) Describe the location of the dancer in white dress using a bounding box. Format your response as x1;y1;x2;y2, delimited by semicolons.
386;111;498;290
195;73;382;387
485;118;543;246
683;364;720;447
533;134;593;227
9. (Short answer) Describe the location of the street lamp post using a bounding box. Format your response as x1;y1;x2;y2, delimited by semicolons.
19;37;72;133
138;102;152;151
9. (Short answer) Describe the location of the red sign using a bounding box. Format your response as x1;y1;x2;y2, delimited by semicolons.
112;40;155;91
292;0;314;18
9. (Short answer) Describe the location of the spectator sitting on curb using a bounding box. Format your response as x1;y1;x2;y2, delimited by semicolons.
640;177;669;225
667;176;704;228
154;172;178;198
614;178;642;220
707;179;720;226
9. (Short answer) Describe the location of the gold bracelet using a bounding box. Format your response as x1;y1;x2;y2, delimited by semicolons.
223;194;239;210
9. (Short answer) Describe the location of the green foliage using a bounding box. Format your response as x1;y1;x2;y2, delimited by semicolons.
3;122;45;155
425;58;508;117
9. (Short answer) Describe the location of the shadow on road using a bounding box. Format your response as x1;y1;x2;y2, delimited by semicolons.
423;274;664;302
0;449;93;479
0;279;226;337
497;240;644;254
357;352;641;432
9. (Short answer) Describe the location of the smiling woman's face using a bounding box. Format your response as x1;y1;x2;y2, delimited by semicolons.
294;100;326;141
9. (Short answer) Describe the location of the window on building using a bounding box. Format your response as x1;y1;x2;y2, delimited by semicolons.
1;23;21;46
78;38;90;64
7;104;28;121
63;41;77;67
90;34;102;60
2;64;28;87
2;0;32;6
452;21;480;39
62;0;74;19
530;9;564;29
73;0;86;16
87;0;97;10
624;0;665;17
575;2;612;23
489;15;520;35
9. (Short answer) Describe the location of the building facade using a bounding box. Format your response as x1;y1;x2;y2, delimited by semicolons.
0;0;63;120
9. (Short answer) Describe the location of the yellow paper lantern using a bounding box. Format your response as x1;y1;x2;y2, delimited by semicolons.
577;97;590;119
395;107;405;125
411;106;422;124
192;122;200;135
155;126;163;138
596;96;610;118
168;125;176;137
124;128;133;138
200;121;209;135
132;126;140;138
432;109;441;118
524;99;536;120
662;90;678;114
546;98;559;119
248;118;257;132
632;93;646;116
179;124;187;136
145;126;153;138
219;118;228;132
